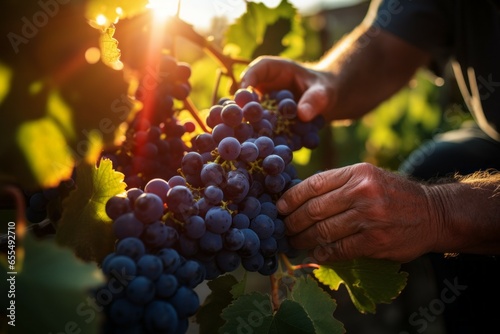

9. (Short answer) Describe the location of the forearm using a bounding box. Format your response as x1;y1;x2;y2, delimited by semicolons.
425;172;500;256
310;22;430;121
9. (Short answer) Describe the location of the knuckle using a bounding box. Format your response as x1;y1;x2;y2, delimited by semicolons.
306;172;327;194
304;199;323;220
315;222;333;244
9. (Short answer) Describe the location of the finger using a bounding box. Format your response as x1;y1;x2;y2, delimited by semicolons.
287;209;361;249
308;234;368;263
297;84;329;122
240;57;287;90
277;167;352;215
284;185;355;235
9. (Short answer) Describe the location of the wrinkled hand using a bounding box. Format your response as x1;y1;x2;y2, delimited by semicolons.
277;163;439;263
240;56;336;122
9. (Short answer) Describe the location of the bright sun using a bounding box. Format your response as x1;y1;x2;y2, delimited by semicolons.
147;0;180;21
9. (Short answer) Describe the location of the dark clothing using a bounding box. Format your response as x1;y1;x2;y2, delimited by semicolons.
374;0;500;140
373;1;500;333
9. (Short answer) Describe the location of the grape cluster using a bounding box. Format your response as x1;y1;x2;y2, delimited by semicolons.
99;85;325;333
101;55;195;189
99;186;203;334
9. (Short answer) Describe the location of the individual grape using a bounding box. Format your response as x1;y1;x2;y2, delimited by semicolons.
232;213;250;229
181;152;204;175
217;137;241;161
206;105;223;129
252;119;273;137
201;260;222;280
273;218;286;239
262;154;285;175
278;98;297;119
144;300;178;334
260;202;278;219
204;185;223;205
155;274;178;298
205;207;231;234
224;228;245;251
157;248;182;274
273;145;293;165
302;132;321;149
238;196;261;219
169;286;200;319
264;174;286;193
175;62;192;81
200;163;226;186
250;214;275;240
216;250;241;273
104;255;137;277
144;178;170;203
258;254;279;276
113;213;144;240
105;195;131;220
254;136;275;158
194;133;216;153
212;123;234;144
184;215;206;239
260;237;278;257
133;193;164;224
242;101;264;123
142;221;173;248
168;175;187;187
224;170;249;202
115;237;145;261
239;141;259;163
199;231;223;254
221;104;244;128
126;276;155;305
275;89;294;101
234;123;253;142
239;229;261;258
234;88;256;107
166;186;196;217
109;298;143;327
241;253;264;272
175;260;205;288
137;254;163;280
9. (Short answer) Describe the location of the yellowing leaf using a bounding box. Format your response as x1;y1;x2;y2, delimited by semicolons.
313;259;408;314
99;25;122;69
56;158;126;263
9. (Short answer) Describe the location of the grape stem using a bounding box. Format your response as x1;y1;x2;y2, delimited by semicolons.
280;253;321;275
270;274;281;312
182;97;209;133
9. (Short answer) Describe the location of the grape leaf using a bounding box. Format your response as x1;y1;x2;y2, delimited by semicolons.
224;0;304;60
197;274;247;334
219;292;274;333
0;234;104;334
56;158;126;263
290;276;345;334
313;259;408;314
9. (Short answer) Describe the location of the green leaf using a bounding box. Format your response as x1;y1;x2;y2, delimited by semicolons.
0;234;104;334
56;158;126;263
224;0;304;60
220;292;274;333
313;259;408;314
270;300;315;333
291;276;345;334
197;274;246;334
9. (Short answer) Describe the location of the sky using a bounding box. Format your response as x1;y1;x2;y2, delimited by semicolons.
171;0;360;29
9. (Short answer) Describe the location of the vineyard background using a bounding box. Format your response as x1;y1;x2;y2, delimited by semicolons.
0;0;472;333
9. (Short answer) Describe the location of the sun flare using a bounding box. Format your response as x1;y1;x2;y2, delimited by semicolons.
147;0;180;21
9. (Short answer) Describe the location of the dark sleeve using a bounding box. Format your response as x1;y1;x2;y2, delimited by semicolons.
372;0;454;75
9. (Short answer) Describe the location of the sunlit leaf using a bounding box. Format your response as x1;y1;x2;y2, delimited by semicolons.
99;25;122;69
56;158;126;263
313;259;407;314
225;0;304;60
290;276;345;334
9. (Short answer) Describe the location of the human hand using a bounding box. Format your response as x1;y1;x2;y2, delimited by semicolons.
240;56;336;122
277;163;440;263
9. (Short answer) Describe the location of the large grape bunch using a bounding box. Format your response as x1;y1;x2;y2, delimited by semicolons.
102;55;196;189
97;56;325;333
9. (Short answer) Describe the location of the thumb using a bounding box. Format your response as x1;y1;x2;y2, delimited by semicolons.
297;84;330;122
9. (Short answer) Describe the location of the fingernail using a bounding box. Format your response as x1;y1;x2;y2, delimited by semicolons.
276;199;288;213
